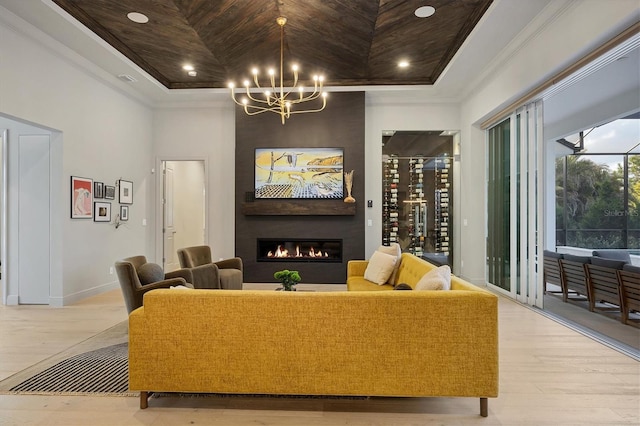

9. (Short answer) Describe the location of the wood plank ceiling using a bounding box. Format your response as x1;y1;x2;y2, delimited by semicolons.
52;0;493;89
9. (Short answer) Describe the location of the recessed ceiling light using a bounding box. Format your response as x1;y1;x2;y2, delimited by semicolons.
415;6;436;18
127;12;149;24
183;64;195;71
398;61;410;68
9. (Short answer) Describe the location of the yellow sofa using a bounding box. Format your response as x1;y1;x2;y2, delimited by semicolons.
348;252;470;291
129;276;499;416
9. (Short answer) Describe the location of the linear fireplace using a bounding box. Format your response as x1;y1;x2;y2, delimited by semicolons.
257;238;342;263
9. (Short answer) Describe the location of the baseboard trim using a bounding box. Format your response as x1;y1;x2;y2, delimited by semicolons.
49;281;119;307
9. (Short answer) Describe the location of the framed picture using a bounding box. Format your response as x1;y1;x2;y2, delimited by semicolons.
254;148;344;199
104;185;115;200
120;205;129;221
71;176;93;219
93;202;111;222
94;181;104;199
119;180;133;204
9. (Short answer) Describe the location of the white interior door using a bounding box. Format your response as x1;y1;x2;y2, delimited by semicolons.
18;134;50;304
163;163;178;271
0;130;4;303
159;159;207;271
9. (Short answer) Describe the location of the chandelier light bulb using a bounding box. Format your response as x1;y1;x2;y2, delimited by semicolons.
252;68;259;75
241;98;248;105
243;80;250;87
268;69;275;76
228;82;235;89
292;64;299;71
265;90;271;97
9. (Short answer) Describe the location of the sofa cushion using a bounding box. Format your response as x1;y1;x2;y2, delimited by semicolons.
377;243;402;285
592;250;631;263
347;277;395;291
590;256;627;270
543;250;563;259
137;263;164;285
364;250;398;285
623;263;640;273
563;254;591;264
415;265;451;291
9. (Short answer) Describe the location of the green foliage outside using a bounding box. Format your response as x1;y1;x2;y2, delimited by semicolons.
556;155;640;249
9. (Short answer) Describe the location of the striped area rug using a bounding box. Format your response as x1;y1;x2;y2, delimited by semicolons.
8;343;130;395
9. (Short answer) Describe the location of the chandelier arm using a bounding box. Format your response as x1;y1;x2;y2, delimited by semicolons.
288;92;322;104
288;98;327;114
243;89;271;104
242;104;282;115
253;75;263;89
230;91;274;107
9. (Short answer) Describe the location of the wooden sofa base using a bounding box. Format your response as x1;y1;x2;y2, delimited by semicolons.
139;391;489;416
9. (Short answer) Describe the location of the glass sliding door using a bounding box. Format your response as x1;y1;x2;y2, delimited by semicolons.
487;119;511;292
486;102;544;307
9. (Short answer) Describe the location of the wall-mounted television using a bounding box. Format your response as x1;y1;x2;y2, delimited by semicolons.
255;148;344;199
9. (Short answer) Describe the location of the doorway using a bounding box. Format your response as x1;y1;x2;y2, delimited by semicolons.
0;115;63;306
160;160;207;271
381;131;456;268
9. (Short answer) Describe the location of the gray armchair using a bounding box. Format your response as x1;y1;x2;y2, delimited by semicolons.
115;255;194;314
177;245;243;290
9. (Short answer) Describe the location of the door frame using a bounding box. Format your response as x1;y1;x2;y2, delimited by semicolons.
154;156;209;270
1;129;6;304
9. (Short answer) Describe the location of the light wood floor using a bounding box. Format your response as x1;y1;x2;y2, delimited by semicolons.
0;284;638;425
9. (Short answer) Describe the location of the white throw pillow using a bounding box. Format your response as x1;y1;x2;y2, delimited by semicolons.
377;243;402;285
415;265;452;291
364;250;398;285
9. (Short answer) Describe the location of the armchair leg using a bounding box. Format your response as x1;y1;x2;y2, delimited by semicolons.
480;397;488;417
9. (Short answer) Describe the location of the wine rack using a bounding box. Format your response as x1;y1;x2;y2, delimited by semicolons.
381;154;452;263
382;156;399;245
434;155;451;256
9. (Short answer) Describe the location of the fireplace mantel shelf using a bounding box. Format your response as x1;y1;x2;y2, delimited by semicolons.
242;200;356;216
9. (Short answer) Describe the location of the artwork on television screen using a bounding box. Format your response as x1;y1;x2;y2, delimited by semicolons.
255;148;344;199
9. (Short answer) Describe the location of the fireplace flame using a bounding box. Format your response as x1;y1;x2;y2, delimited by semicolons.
267;244;330;259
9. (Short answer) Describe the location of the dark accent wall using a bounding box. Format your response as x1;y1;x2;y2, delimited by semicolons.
235;92;365;283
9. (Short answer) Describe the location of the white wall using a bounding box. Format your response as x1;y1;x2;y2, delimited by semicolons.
152;107;235;262
0;11;153;305
459;0;639;285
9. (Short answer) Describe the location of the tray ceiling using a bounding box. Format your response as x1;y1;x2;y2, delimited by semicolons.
51;0;494;90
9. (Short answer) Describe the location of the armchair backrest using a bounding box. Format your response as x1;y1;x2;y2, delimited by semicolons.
178;245;212;268
115;256;148;314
